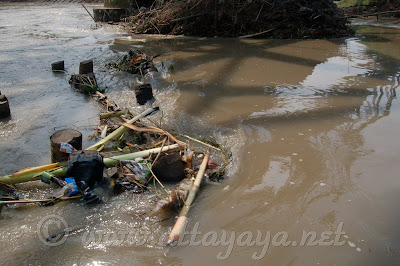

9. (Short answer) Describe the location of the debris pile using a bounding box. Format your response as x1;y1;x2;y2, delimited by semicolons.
128;0;353;38
0;109;230;213
1;54;231;244
69;73;103;94
107;49;158;75
106;49;157;105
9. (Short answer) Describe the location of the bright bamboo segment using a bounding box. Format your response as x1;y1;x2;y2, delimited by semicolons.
11;162;67;177
0;144;179;185
87;107;158;151
167;153;210;245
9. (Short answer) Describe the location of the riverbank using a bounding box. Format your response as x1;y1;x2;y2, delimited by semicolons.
127;0;353;39
338;0;400;17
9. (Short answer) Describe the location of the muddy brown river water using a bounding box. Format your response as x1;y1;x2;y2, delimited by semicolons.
1;3;400;265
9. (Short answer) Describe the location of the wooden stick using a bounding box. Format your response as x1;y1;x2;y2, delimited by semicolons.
167;153;210;245
0;195;82;205
238;28;275;39
170;130;221;151
81;4;96;22
123;123;186;147
152;137;167;164
146;162;169;194
171;13;204;22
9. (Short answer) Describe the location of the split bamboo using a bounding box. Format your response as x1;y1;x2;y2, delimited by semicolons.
167;153;209;244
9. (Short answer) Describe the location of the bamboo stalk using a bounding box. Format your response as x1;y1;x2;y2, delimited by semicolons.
0;144;180;185
100;109;129;119
87;107;158;151
103;144;180;167
170;130;221;151
11;162;66;177
167;153;209;245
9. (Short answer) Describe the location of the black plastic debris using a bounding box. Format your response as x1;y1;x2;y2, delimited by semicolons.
66;150;105;191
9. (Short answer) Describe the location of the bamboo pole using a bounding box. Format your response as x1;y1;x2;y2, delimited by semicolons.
167;153;209;245
103;144;180;167
170;130;221;151
100;109;129;119
0;144;179;185
86;107;158;151
11;162;66;177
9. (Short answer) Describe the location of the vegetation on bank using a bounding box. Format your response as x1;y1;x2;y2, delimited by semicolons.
128;0;353;39
337;0;400;7
337;0;375;8
338;0;400;16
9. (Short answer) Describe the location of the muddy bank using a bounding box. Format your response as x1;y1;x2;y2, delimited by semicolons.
128;0;353;38
340;0;400;17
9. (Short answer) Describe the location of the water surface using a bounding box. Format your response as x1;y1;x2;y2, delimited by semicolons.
1;3;400;265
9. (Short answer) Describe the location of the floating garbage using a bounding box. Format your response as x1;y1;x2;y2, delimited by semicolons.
64;177;79;196
66;150;106;191
69;73;103;94
107;49;158;75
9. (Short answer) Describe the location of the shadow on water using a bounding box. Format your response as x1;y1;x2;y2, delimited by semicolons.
134;28;400;264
